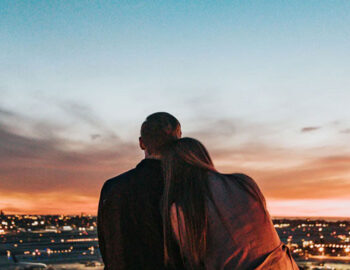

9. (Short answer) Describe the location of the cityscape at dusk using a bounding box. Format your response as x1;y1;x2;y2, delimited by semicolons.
0;214;350;269
1;1;350;269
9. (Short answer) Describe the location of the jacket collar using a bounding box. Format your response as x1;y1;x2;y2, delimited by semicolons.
136;158;161;169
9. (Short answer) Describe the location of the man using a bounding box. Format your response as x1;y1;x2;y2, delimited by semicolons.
98;112;183;270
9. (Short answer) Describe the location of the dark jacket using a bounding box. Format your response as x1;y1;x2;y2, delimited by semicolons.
97;159;184;270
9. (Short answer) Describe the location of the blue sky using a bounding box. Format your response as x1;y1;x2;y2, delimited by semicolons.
1;1;350;215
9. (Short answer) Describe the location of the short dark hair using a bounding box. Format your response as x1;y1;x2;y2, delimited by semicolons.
141;112;181;155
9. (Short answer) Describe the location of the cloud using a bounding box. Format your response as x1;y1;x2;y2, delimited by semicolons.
185;117;350;205
213;147;350;201
58;102;104;128
301;126;321;133
91;134;102;140
185;117;280;151
184;117;350;206
1;105;349;216
340;128;350;134
0;108;15;117
0;122;139;194
187;118;237;142
55;101;119;137
0;106;141;211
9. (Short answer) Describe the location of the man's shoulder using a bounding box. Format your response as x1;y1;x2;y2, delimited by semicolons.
100;168;137;201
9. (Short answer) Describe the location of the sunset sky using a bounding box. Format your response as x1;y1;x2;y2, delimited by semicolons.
1;0;350;217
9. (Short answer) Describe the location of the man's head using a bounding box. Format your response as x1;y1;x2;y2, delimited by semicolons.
139;112;181;158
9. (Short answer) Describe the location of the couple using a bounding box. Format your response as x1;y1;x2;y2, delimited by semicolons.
97;112;298;270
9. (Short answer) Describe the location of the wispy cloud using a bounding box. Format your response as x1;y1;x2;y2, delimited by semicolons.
340;128;350;134
90;134;102;140
214;147;350;200
0;108;16;117
0;106;140;213
301;126;321;133
57;102;105;128
1;103;350;216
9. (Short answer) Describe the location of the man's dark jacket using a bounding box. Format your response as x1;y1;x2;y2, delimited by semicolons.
98;159;183;270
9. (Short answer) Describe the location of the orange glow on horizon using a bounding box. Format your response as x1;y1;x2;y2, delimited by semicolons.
0;191;99;215
1;191;349;218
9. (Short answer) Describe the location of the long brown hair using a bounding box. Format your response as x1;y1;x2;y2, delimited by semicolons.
162;137;216;269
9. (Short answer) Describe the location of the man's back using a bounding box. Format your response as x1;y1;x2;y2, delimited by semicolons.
98;112;183;269
98;159;167;269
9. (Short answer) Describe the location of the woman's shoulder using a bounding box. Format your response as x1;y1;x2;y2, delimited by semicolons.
225;173;259;188
212;172;267;207
207;171;257;193
211;172;258;187
222;172;254;180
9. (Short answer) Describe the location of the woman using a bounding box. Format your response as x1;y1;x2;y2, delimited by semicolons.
162;138;299;270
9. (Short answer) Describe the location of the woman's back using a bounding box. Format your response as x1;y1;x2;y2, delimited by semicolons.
203;172;298;269
162;137;298;269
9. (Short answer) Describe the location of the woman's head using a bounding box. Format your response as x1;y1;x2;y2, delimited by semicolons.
162;137;215;174
162;138;216;269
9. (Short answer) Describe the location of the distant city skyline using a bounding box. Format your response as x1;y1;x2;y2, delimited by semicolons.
1;1;350;216
1;215;349;268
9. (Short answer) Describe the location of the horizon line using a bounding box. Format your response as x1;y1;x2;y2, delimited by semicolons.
1;212;350;221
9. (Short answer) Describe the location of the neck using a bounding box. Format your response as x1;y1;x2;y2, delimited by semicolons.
144;151;161;160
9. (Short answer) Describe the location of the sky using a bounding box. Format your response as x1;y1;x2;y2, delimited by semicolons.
1;0;350;217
